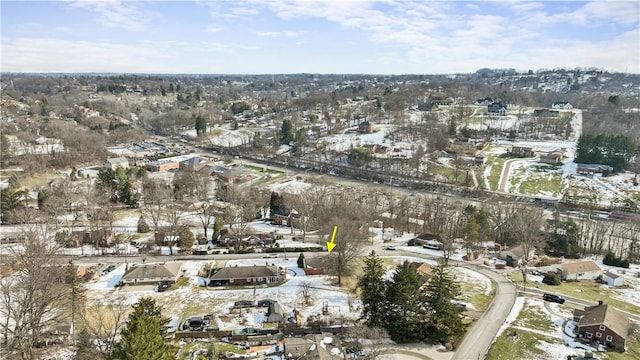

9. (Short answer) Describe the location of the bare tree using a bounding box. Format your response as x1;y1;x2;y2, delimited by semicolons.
221;185;261;251
299;281;313;306
0;229;70;360
142;178;171;233
317;194;372;286
504;206;545;265
78;297;129;359
342;325;389;360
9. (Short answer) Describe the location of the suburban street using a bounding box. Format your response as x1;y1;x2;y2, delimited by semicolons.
56;245;517;360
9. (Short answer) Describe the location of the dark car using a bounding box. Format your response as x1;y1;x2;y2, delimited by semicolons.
542;293;566;304
156;282;171;292
102;264;116;274
257;299;276;307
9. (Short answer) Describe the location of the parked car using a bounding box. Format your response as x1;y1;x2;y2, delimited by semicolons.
102;265;116;274
542;293;566;304
264;254;279;258
156;282;170;292
386;245;396;251
257;299;276;307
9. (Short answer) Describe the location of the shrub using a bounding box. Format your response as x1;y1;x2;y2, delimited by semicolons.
603;252;630;268
542;271;561;286
407;238;418;246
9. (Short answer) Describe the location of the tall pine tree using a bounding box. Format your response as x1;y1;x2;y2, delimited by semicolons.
423;262;465;342
112;297;176;360
358;251;387;328
384;261;424;343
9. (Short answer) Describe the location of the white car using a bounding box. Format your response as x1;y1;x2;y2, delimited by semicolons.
264;254;279;258
386;245;396;251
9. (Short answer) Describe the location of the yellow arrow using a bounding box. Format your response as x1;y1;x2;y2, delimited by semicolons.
326;225;338;253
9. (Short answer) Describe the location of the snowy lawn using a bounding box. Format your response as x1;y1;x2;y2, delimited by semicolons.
489;297;598;360
508;272;640;314
83;257;359;332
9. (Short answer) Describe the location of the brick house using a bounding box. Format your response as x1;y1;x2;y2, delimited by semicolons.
573;301;629;351
509;146;535;158
209;265;283;286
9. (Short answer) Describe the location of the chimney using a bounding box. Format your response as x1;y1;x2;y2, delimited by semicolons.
598;300;603;306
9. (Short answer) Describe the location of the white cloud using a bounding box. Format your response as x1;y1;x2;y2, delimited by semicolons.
254;30;304;37
1;37;169;73
67;0;160;32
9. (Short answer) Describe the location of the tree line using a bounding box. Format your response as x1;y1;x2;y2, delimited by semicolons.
575;133;638;171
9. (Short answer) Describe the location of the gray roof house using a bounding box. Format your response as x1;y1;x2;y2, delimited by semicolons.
120;262;183;286
210;265;282;286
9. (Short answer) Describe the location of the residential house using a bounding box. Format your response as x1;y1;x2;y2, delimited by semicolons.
358;120;375;133
271;206;299;226
533;109;560;118
413;232;441;245
576;164;614;176
120;262;183;286
487;102;507;116
214;165;249;183
209;265;282;286
552;102;573;110
430;96;454;106
509;146;535;157
573;301;629;351
284;334;344;360
64;229;115;248
560;260;601;281
474;153;487;165
418;102;437;111
539;149;565;164
179;157;210;172
475;97;494;106
105;157;129;170
603;271;624;287
498;244;534;267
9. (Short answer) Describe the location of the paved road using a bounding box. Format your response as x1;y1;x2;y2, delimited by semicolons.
451;264;517;360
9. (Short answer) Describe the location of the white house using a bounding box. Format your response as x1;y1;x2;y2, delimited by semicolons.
105;157;129;170
560;260;601;281
603;271;624;287
552;102;573;110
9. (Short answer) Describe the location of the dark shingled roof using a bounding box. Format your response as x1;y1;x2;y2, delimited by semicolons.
574;303;629;339
211;265;279;280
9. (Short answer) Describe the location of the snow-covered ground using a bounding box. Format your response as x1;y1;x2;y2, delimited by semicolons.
494;297;599;359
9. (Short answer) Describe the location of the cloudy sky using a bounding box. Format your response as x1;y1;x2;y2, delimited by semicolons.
1;0;639;74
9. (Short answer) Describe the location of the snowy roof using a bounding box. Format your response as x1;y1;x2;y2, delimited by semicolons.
561;260;601;274
121;262;182;282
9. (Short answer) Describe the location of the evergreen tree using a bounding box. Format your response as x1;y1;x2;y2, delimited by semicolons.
281;119;294;144
358;251;387;328
423;262;465;342
297;253;305;269
112;297;176;360
195;115;206;136
384;261;423;342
